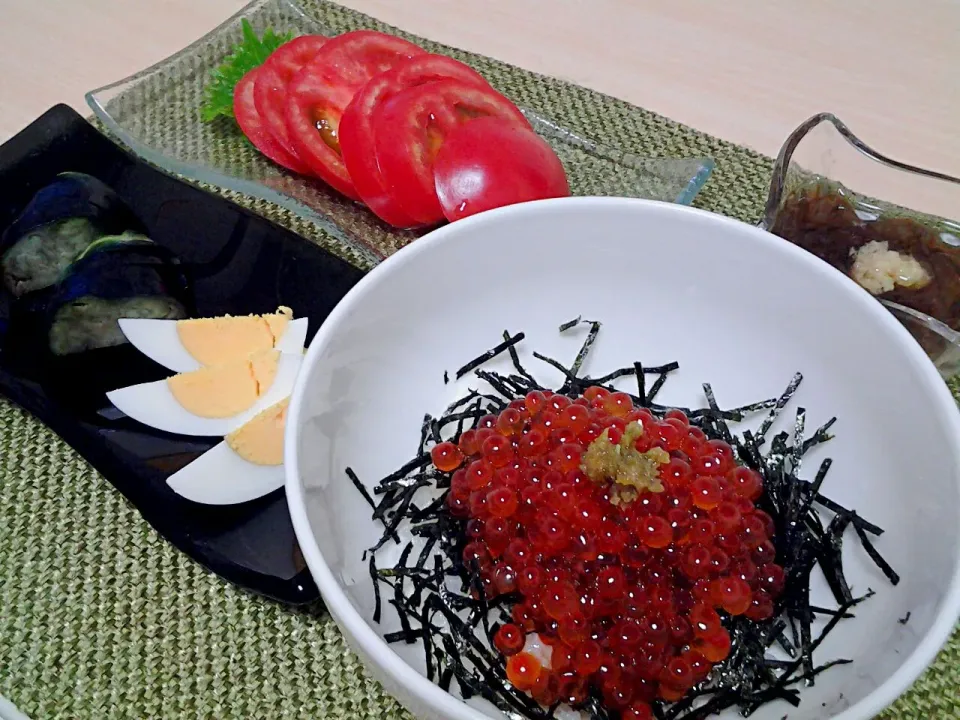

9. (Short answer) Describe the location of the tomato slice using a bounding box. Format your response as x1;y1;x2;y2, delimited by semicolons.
339;54;490;228
253;35;328;158
372;79;530;225
284;30;425;199
434;117;570;222
233;68;310;174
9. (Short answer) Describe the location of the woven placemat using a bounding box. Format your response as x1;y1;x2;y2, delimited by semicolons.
1;1;957;718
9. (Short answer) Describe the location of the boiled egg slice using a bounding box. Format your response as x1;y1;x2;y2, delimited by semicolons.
106;352;301;437
118;315;308;373
166;441;284;505
166;397;288;505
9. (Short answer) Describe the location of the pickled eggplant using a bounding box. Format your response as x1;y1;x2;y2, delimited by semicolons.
47;233;191;356
1;172;142;297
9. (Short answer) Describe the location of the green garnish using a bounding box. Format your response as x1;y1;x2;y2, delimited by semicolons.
200;18;293;122
581;421;669;503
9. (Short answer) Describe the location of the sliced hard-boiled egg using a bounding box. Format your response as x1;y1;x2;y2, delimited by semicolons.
118;314;308;373
177;305;292;366
167;348;279;418
225;397;288;465
106;352;302;436
166;398;289;505
166;440;285;505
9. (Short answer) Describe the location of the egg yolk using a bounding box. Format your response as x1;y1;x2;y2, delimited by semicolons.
225;398;289;466
167;349;279;418
176;306;293;367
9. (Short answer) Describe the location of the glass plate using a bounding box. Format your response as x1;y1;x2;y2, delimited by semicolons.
86;0;714;267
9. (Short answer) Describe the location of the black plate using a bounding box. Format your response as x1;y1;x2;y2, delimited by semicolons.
0;105;365;604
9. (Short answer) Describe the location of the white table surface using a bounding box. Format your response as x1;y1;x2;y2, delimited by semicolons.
2;0;957;169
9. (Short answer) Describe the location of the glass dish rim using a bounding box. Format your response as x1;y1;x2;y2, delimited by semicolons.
84;0;714;268
760;111;960;231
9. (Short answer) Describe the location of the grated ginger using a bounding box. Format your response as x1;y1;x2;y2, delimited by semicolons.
850;240;931;295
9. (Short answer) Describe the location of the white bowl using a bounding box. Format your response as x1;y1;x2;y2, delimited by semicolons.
285;198;960;720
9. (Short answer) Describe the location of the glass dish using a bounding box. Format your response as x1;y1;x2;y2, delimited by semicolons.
761;112;960;378
86;0;714;267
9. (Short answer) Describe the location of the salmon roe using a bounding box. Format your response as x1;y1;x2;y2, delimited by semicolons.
443;386;786;708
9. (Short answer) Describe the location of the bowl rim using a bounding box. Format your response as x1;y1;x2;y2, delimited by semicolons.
285;196;960;720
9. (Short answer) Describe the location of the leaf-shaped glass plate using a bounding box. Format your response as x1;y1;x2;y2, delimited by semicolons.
86;0;714;267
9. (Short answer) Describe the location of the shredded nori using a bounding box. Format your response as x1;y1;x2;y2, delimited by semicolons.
853;524;901;585
455;332;526;379
346;467;376;511
370;554;382;623
589;361;681;386
647;371;670;404
349;322;897;720
429;417;442;445
505;330;540;387
634;361;647;406
563;317;601;380
532;351;579;384
374;454;432;493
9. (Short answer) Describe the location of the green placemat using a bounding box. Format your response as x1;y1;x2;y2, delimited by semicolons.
1;1;957;718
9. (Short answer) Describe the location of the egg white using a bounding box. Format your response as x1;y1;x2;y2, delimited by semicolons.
166;441;284;505
118;316;309;373
106;352;302;437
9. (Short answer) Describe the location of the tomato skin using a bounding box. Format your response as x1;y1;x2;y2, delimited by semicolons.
434;116;570;221
284;30;425;199
340;54;490;228
372;78;530;225
254;35;328;158
233;68;310;174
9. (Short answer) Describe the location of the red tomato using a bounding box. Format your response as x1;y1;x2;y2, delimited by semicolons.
253;35;328;158
339;54;490;227
233;68;309;174
434;117;570;221
372;79;530;225
284;30;425;199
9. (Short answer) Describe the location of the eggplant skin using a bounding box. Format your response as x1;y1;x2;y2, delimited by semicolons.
46;236;192;356
1;174;194;356
49;295;185;356
1;217;102;297
2;172;142;247
1;172;144;298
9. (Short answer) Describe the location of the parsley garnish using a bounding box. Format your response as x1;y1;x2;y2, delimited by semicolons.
200;19;293;122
